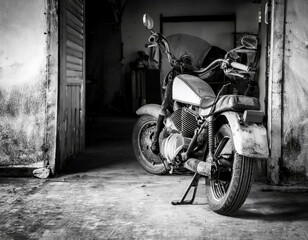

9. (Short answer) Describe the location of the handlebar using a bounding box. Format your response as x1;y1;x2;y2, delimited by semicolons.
230;61;251;72
146;32;251;77
193;59;225;74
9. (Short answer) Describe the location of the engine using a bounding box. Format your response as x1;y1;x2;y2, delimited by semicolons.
159;107;202;163
169;107;199;138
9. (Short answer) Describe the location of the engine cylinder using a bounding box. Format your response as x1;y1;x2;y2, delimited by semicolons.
160;133;190;162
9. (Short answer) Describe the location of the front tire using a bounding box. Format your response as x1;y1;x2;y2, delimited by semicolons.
132;115;168;175
207;124;255;215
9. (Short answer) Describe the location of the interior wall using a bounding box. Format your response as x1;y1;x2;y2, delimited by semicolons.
121;0;260;112
282;0;308;182
121;0;259;74
0;0;48;166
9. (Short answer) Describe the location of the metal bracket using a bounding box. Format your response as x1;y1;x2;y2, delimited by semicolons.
171;173;201;205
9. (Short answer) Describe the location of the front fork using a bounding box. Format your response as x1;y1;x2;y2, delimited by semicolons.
151;113;165;154
151;76;174;154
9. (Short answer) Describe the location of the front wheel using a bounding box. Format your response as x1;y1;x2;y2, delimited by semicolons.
132;115;168;175
207;124;255;215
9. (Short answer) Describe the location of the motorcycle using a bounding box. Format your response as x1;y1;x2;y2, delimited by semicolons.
132;13;269;215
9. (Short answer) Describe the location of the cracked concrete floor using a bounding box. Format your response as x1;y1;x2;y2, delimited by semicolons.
0;117;308;240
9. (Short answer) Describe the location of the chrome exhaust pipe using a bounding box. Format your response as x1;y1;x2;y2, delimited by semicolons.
184;158;211;177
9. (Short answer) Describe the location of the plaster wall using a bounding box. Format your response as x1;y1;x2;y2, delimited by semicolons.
282;0;308;182
0;0;48;166
121;0;259;72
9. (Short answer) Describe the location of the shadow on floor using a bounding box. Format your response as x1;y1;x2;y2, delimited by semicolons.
233;187;308;221
64;116;138;174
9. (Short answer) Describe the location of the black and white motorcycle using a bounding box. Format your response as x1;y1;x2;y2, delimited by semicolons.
132;14;268;215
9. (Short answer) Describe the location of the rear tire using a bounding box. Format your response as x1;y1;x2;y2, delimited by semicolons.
132;115;168;175
207;124;255;215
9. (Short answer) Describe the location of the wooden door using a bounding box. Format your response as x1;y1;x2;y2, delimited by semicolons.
57;0;85;172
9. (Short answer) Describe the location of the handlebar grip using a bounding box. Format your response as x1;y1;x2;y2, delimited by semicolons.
230;62;251;72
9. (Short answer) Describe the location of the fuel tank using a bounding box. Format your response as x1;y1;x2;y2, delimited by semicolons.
172;74;215;107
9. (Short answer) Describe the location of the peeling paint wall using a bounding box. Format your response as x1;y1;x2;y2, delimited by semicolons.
0;0;48;166
283;0;308;182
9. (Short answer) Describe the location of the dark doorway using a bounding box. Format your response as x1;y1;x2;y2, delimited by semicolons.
85;1;125;118
85;1;132;146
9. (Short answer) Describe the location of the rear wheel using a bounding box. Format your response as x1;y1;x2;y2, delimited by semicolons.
132;115;168;175
207;124;255;215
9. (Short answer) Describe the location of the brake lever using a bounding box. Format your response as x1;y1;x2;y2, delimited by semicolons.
145;43;157;48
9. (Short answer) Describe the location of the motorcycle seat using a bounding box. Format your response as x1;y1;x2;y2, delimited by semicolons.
214;95;260;114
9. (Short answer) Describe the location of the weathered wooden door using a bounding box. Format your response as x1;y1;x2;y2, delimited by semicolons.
57;0;85;172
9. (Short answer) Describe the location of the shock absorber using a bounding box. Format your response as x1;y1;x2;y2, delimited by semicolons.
208;115;214;156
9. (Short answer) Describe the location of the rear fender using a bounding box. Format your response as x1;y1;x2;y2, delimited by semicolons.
218;111;269;159
136;104;161;119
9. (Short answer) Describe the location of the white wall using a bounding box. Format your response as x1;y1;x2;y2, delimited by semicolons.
0;0;47;166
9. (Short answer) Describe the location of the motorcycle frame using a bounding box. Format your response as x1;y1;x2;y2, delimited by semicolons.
136;108;269;163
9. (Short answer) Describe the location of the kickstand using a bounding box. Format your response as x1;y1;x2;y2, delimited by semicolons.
172;173;201;205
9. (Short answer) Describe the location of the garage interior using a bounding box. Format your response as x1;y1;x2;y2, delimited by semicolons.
0;0;308;239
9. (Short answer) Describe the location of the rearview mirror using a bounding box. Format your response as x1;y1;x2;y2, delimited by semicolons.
143;13;154;30
241;35;258;49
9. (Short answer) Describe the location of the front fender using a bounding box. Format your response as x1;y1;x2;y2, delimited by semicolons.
219;111;269;159
136;104;161;119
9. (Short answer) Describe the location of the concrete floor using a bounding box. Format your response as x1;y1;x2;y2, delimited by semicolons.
0;117;308;240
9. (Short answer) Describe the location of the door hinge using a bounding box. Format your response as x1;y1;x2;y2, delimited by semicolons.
265;1;271;25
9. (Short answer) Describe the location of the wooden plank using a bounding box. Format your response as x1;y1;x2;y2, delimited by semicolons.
67;10;83;28
68;87;73;157
67;17;84;35
68;0;83;14
67;39;83;52
67;1;83;22
67;25;83;41
80;0;86;151
67;48;83;59
67;55;82;65
58;0;68;172
72;87;76;156
67;62;82;71
71;0;83;10
267;0;285;185
66;69;82;78
66;77;82;86
67;33;83;46
76;89;80;153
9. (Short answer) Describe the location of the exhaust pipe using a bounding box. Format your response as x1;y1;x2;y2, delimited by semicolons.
184;158;211;177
